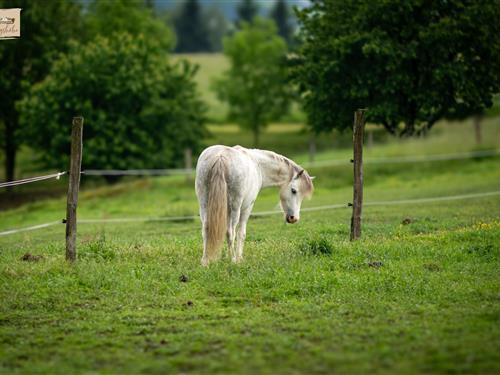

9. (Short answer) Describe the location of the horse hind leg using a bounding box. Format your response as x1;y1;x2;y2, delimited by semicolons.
234;206;252;263
227;206;240;262
201;221;210;267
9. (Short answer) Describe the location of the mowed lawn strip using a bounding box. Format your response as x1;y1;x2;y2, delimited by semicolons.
0;195;499;374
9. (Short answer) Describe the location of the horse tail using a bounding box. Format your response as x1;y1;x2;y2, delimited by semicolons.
205;156;228;262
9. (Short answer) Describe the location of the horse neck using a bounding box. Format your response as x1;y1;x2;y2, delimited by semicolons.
250;149;295;188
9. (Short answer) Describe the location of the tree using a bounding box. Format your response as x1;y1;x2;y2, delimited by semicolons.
18;34;207;174
173;0;211;52
85;0;173;50
214;18;290;146
292;0;500;136
0;0;82;182
144;0;154;11
237;0;258;27
270;0;292;45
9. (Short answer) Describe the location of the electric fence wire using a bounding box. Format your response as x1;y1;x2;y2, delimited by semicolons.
2;190;499;237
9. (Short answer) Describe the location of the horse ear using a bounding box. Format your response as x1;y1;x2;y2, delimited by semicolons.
295;169;305;179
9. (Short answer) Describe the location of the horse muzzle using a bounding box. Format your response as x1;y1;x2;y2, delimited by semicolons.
286;215;298;224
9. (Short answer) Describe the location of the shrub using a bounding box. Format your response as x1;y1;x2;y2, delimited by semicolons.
299;236;333;256
19;33;207;173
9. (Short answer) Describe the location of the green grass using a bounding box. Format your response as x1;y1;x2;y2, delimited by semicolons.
1;119;500;374
172;53;500;124
296;116;500;165
171;53;305;123
172;53;230;123
485;94;500;117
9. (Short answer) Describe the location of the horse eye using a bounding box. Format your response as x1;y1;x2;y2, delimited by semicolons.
291;188;297;195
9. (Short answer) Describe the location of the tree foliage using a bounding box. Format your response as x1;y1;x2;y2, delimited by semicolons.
0;0;82;181
173;0;211;52
19;34;206;172
293;0;500;136
85;0;173;50
214;18;290;146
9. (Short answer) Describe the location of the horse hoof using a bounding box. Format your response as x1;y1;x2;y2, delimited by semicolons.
201;257;209;267
232;256;243;264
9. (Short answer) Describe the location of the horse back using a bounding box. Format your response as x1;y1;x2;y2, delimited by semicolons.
196;145;260;199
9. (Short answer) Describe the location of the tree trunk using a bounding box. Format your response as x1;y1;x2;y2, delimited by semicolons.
253;128;260;148
4;120;17;188
402;120;415;137
474;115;482;145
419;126;428;138
381;121;397;135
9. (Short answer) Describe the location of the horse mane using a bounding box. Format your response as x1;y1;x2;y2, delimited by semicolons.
262;150;314;197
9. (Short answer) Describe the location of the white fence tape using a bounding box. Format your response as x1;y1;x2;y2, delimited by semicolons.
0;149;490;186
302;149;500;168
0;221;61;236
0;172;66;188
1;149;496;185
1;190;499;237
79;215;199;224
363;191;500;206
82;169;192;176
79;149;499;176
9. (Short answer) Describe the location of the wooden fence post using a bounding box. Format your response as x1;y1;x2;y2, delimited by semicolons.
350;109;367;241
65;117;84;262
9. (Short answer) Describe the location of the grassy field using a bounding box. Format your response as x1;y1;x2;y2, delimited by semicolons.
172;53;229;122
1;118;500;374
172;53;305;123
170;53;500;124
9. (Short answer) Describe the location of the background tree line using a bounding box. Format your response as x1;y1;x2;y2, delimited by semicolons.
170;0;296;52
0;0;498;183
0;0;296;182
291;0;500;136
0;0;208;182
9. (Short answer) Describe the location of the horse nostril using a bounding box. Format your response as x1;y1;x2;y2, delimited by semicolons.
289;215;295;220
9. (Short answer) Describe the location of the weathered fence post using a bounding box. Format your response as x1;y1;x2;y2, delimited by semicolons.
350;109;367;241
184;147;193;181
65;117;84;262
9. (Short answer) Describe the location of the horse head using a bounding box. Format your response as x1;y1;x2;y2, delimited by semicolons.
280;168;314;224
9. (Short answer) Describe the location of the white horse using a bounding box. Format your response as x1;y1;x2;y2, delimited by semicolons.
195;145;314;266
